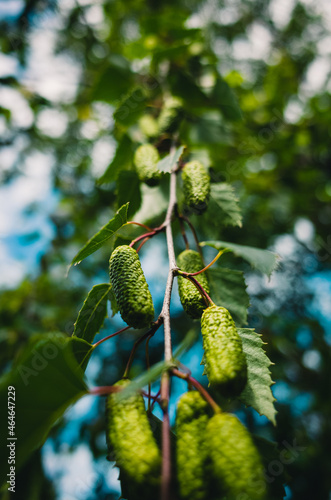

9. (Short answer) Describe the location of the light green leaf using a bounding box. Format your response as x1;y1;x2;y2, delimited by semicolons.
207;267;249;326
209;183;242;227
238;328;277;425
134;184;168;224
201;240;280;277
73;283;111;344
97;135;133;185
0;334;88;485
157;146;185;173
70;203;129;268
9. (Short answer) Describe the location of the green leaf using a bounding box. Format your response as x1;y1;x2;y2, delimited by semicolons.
117;170;142;218
114;87;147;126
109;287;119;317
169;70;210;107
97;135;133;185
253;435;288;500
93;59;133;103
0;334;88;485
70;336;94;371
73;283;111;344
238;328;277;425
69;203;129;268
212;76;242;121
209;183;242;227
134;184;168;225
207;267;249;326
201;240;280;277
156;146;185;173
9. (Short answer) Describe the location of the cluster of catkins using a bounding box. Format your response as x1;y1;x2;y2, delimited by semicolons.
106;139;267;499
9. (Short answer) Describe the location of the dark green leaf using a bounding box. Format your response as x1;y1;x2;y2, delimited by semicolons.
98;135;134;185
70;203;129;268
114;87;147;126
207;267;249;326
93;59;133;103
169;70;210;107
201;240;280;277
212;77;242;121
0;333;87;485
73;283;111;343
238;328;277;425
70;336;94;371
157;146;185;173
117;170;142;218
253;435;288;500
209;183;242;227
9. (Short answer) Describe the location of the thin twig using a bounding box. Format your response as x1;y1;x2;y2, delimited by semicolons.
185;275;214;307
180;214;204;259
172;368;221;414
92;326;130;348
145;334;153;410
159;141;180;500
123;319;163;378
126;220;153;231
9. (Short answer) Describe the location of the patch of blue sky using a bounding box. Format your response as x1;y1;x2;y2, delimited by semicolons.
305;271;331;345
0;0;24;21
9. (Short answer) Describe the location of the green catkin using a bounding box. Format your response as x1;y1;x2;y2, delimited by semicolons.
206;413;266;500
158;96;183;133
106;380;161;499
109;245;154;329
201;306;247;397
177;250;210;319
182;161;210;214
138;115;159;138
133;144;161;186
176;391;210;500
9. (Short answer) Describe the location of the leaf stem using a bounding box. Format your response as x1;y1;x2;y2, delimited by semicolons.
171;368;221;414
126;220;153;231
123;319;162;378
92;326;130;349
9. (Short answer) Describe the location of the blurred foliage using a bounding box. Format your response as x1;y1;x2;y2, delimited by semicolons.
0;0;331;498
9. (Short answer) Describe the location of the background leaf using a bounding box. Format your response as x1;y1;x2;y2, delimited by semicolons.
207;267;249;326
212;76;242;121
157;146;185;173
97;135;133;185
114;87;147;126
117;171;142;218
0;334;88;485
202;240;280;277
73;283;111;344
253;435;288;500
70;203;129;267
208;182;243;227
238;328;277;425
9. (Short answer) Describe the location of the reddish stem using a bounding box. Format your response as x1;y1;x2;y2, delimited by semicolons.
145;334;153;410
126;220;153;231
92;326;130;348
179;215;203;259
171;368;221;414
89;385;121;396
123;319;163;378
184;275;214;307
